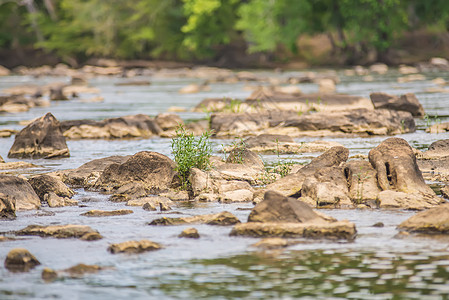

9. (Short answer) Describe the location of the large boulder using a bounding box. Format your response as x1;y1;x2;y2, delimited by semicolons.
94;151;177;192
248;191;324;223
398;204;449;234
59;155;130;187
61;114;162;139
370;92;425;117
8;113;70;159
0;175;41;210
369;138;441;209
0;193;16;219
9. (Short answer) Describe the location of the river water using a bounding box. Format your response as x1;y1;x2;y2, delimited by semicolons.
0;68;449;299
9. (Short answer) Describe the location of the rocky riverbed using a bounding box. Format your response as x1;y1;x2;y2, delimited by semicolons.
1;61;449;299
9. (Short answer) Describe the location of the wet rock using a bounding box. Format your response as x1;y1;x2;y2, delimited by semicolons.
60;155;130;187
265;146;349;198
377;190;442;210
42;268;58;281
64;264;102;276
154;113;184;131
49;85;68;100
44;192;77;207
369;138;436;197
252;238;296;249
301;166;352;207
110;182;148;202
0;175;41;210
17;224;102;240
61;114;162;139
230;221;356;240
127;196;173;209
284;109;415;136
373;222;384;227
0;161;37;170
370;92;425;117
0;193;16;219
28;174;74;201
115;80;151;86
149;211;240;226
95;151;177;192
4;248;40;272
344;160;381;206
108;240;162;254
8;112;70;159
143;202;157;211
0;129;17;138
0;95;39;113
81;209;133;217
226;148;264;170
71;76;88;86
248;191;324;223
178;227;200;239
398;204;449;234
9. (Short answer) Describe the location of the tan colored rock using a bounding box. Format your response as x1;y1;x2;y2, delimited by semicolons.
4;248;40;272
110;182;148;202
149;211;240;226
344;160;381;206
0;175;41;210
230;220;356;240
226;148;264;170
222;189;254;203
178;227;200;238
44;192;76;207
81;209;133;217
127;196;173;208
426;122;449;134
398;204;449;234
369;63;388;74
17;224;102;240
0;193;16;219
252;238;295;249
28;174;74;201
317;78;336;93
42;268;58;281
64;264;102;276
0;65;11;76
155;113;184;131
0;161;37;170
370;92;425;117
377;190;442;210
108;240;162;254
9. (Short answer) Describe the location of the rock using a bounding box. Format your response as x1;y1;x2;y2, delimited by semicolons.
301;166;352;207
369;63;388;74
42;268;58;281
8;113;70;159
369;92;425;117
4;248;40;272
143;202;157;211
215;163;263;184
430;57;449;68
344;160;381;206
71;76;88;85
81;209;133;217
127;196;173;208
115;80;151;86
159;190;190;201
44;192;77;207
94;151;177;192
0;175;41;210
110;182;148;202
317;78;336;93
159;202;171;211
226;148;264;170
426;122;449;134
243;134;294;149
265;146;349;198
284;109;415;136
108;240;162;254
230;220;356;240
222;189;254;203
59;155;130;187
0;193;16;219
0;161;37;170
28;175;74;202
154;113;184;131
64;264;102;276
369;138;435;197
377;190;442;210
248;191;324;223
373;222;384;227
61;114;162;139
252;238;297;249
398;204;449;234
0;65;11;76
49;86;68;100
149;211;240;226
17;224;102;240
178;227;200;238
420;139;449;159
189;168;216;196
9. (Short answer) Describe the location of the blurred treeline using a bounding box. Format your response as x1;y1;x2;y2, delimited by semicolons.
1;0;448;66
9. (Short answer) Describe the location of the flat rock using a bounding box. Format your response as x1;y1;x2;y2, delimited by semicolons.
398;204;449;234
149;211;240;226
127;196;173;208
370;92;425;116
108;240;162;254
4;248;40;272
377;190;442;210
0;161;37;170
17;224;102;240
81;209;134;217
230;220;356;240
252;238;298;249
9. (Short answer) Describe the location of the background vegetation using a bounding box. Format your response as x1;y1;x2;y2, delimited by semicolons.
1;0;449;66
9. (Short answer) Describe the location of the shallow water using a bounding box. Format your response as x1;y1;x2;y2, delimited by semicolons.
1;68;449;299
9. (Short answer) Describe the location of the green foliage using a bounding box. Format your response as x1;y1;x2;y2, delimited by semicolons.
171;124;212;190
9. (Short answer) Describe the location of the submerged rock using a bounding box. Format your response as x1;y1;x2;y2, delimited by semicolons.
398;204;449;234
17;224;102;240
0;174;41;210
64;264;103;276
8;112;70;159
95;151;177;192
149;211;240;226
4;248;40;272
178;227;200;239
108;240;162;254
251;238;295;250
81;209;133;217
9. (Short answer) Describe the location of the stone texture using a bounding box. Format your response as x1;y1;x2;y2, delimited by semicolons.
0;193;16;219
28;174;74;201
398;204;449;233
149;211;240;226
0;175;41;210
154;113;184;131
4;248;40;272
17;224;102;240
8;112;70;159
344;160;381;205
108;240;162;254
377;190;442;210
